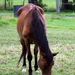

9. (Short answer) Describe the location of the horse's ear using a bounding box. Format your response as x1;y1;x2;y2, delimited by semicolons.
53;52;58;56
40;52;46;59
17;6;24;16
36;6;44;15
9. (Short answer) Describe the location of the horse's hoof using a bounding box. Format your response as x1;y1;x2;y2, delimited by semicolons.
35;70;39;73
29;73;32;75
22;66;26;72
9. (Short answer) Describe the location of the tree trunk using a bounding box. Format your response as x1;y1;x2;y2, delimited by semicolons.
23;0;25;5
4;0;7;9
28;0;38;5
62;0;68;9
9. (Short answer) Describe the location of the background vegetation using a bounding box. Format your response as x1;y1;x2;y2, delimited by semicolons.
0;0;74;10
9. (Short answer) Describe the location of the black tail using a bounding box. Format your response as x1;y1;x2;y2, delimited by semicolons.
17;49;25;66
31;8;53;63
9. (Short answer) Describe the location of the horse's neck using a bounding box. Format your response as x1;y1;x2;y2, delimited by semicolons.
39;34;50;53
39;36;53;63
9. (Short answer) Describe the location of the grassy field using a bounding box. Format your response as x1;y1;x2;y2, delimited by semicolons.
0;12;75;75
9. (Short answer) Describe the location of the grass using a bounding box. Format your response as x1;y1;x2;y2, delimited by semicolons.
0;12;75;75
45;15;75;30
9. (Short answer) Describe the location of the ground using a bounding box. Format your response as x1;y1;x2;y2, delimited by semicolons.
0;12;75;75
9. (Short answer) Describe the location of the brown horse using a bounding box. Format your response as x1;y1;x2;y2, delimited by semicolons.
17;3;58;75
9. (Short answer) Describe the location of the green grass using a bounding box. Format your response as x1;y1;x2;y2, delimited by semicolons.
42;0;56;9
0;13;75;75
45;14;75;30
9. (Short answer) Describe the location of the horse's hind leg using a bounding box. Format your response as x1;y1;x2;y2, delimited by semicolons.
34;44;38;72
18;38;27;72
27;50;32;75
25;39;32;75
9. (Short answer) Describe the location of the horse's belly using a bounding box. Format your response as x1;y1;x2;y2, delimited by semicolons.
25;33;36;44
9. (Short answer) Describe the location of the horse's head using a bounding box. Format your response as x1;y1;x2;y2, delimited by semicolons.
38;52;58;75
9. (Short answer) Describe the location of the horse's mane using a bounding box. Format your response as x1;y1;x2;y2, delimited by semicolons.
31;8;53;63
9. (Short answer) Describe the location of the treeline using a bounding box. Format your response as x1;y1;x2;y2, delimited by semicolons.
1;0;75;11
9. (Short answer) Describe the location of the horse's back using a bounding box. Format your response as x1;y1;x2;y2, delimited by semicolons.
17;4;35;36
17;4;45;41
17;4;44;17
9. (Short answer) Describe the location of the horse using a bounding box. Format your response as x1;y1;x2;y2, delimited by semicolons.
17;3;58;75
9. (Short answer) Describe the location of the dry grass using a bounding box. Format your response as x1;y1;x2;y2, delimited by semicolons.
0;13;75;75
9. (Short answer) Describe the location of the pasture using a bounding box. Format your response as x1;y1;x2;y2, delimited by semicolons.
0;11;75;75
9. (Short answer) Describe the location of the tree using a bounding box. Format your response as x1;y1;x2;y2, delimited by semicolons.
28;0;38;5
62;0;68;9
28;0;46;8
73;0;75;2
23;0;25;5
4;0;13;9
4;0;7;9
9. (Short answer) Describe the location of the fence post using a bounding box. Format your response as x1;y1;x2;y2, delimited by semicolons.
56;0;60;14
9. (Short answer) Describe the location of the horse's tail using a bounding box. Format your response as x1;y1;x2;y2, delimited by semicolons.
17;49;26;67
31;8;53;63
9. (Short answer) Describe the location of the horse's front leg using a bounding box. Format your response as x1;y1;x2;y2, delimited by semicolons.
34;44;38;72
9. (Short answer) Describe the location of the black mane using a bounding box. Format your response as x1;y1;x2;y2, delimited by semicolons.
31;8;53;63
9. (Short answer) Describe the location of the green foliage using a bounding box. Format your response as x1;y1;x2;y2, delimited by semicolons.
0;0;55;10
0;16;17;27
0;18;9;27
45;12;75;30
37;0;47;9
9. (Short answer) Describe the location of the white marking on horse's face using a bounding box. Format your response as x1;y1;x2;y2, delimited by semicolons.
22;66;26;72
